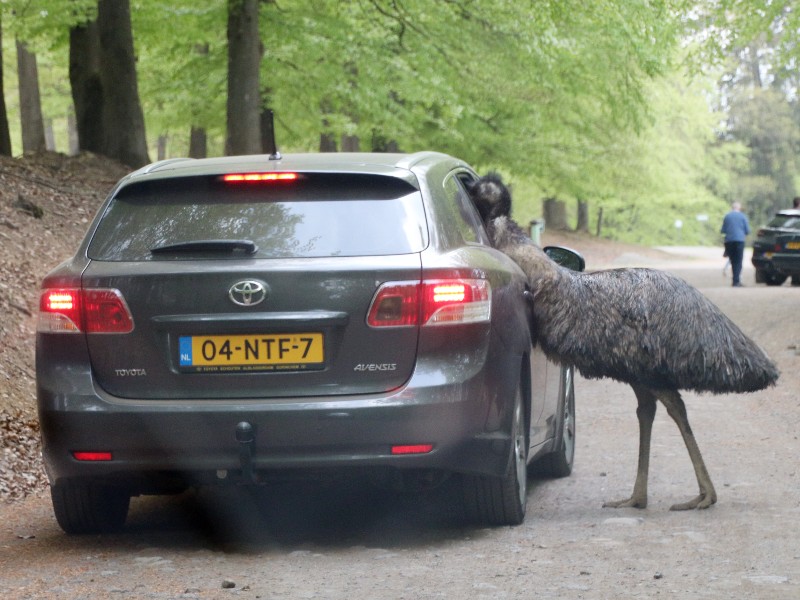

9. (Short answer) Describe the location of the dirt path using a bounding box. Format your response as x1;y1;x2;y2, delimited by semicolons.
1;254;798;600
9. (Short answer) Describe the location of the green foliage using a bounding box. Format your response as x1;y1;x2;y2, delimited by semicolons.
688;1;800;230
3;0;788;245
509;68;740;246
687;0;800;72
255;0;685;167
132;3;228;149
0;0;96;152
724;86;800;225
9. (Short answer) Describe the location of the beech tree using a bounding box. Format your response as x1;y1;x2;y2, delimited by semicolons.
96;0;149;167
0;18;12;156
69;19;104;155
226;0;261;155
64;0;150;166
16;40;47;153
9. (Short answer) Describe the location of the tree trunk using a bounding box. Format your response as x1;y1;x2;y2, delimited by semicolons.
97;0;150;168
44;119;56;151
319;133;337;152
226;0;261;155
189;43;210;159
189;126;207;158
16;40;47;153
543;198;568;230
260;108;277;155
319;97;337;152
371;130;399;152
747;43;763;89
341;135;360;152
157;135;168;160
0;20;12;156
576;199;589;233
67;112;79;155
69;20;104;154
596;207;604;237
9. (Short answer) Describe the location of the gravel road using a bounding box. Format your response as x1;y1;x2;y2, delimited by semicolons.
1;253;798;600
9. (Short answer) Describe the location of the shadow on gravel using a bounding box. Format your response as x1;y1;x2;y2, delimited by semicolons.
106;474;552;551
121;476;465;550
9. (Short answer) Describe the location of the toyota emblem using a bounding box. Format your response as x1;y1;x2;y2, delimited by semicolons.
229;280;268;307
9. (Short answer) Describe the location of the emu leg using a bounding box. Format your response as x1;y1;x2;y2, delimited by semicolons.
658;390;717;510
603;386;657;509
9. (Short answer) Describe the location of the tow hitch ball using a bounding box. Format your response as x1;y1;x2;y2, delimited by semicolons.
235;421;256;483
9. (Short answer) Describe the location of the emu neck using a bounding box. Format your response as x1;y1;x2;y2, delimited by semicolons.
487;216;561;285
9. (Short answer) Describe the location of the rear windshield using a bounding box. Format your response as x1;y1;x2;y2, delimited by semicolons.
767;214;800;230
87;174;428;260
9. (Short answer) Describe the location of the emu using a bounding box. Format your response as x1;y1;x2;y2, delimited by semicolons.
469;174;779;510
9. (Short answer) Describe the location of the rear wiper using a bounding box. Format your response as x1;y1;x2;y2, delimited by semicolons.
150;239;258;255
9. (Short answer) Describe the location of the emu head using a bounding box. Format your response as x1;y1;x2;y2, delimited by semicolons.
468;172;512;223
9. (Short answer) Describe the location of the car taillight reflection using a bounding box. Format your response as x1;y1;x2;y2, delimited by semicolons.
367;279;491;327
38;288;134;334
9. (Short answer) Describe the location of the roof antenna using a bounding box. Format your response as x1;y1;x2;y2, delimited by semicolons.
262;108;281;160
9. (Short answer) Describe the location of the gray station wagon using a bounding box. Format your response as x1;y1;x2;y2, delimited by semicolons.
36;151;576;533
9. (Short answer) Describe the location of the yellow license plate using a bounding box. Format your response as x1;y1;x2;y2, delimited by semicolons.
786;241;800;250
179;333;324;372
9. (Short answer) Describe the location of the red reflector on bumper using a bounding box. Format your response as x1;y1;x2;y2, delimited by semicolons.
72;451;113;461
391;444;434;455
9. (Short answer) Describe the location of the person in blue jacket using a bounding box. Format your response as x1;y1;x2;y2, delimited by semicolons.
720;202;750;287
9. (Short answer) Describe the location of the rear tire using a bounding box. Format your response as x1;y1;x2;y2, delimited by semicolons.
51;481;130;534
462;382;527;526
532;366;576;478
764;272;787;286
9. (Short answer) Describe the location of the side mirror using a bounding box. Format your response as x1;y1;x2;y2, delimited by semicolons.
544;246;586;272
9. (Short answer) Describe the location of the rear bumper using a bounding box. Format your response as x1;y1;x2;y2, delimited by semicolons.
771;253;800;275
38;381;513;491
751;252;777;271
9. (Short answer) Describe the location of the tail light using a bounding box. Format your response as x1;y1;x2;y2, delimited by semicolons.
367;279;491;327
38;288;134;334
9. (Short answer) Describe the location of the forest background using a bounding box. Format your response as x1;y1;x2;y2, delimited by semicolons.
1;0;798;246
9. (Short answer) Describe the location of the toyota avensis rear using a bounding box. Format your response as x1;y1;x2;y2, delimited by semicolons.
36;151;576;533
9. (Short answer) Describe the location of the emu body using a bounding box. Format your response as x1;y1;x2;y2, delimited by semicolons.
470;175;779;510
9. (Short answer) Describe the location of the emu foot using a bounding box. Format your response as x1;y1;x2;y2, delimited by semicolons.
602;495;647;509
669;491;717;511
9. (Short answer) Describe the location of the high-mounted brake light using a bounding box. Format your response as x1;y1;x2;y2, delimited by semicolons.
222;172;299;183
38;288;134;334
391;444;434;455
72;451;113;461
367;279;491;327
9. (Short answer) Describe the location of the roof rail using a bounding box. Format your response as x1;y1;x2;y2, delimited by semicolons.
139;157;196;174
394;151;452;170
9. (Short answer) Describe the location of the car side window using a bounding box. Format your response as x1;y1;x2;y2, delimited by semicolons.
444;173;491;246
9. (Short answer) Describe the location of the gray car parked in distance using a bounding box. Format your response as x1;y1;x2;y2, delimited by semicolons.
36;151;577;533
